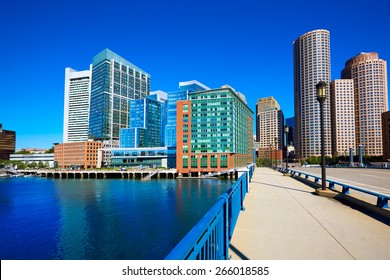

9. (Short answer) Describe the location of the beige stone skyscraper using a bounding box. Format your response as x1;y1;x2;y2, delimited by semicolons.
330;79;356;157
341;52;388;156
256;96;284;150
293;29;332;158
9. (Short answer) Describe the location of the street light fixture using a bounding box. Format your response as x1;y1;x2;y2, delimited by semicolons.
284;125;289;173
316;81;327;190
274;137;278;170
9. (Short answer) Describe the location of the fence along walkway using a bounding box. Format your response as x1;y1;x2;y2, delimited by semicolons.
229;167;390;260
165;164;255;260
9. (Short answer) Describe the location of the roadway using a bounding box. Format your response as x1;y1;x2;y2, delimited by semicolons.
290;166;390;196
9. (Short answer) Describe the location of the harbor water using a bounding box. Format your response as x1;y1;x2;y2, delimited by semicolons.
0;177;232;259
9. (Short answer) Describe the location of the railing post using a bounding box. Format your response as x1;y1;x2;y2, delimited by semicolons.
219;193;229;260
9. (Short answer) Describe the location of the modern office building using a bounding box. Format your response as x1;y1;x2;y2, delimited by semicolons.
54;141;102;169
293;29;332;158
88;48;150;143
120;91;167;148
285;117;295;146
63;67;91;143
382;111;390;161
110;147;176;168
0;123;16;160
10;153;55;168
341;52;388;156
165;80;209;147
330;79;356;157
176;85;254;175
255;96;284;151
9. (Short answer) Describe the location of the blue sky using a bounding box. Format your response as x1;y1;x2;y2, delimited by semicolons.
1;0;389;149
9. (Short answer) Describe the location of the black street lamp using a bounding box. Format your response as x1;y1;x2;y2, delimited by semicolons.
316;81;327;190
274;137;278;170
284;125;289;173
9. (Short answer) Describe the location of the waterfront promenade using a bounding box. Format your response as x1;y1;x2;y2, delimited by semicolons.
229;167;390;260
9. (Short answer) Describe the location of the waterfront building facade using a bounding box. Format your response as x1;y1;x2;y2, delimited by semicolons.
54;141;102;169
330;79;356;157
382;111;390;161
255;96;284;151
341;52;388;156
120;92;166;148
293;29;332;158
88;48;150;143
63;67;92;143
165;80;209;147
176;85;254;175
0;124;16;160
10;153;55;168
110;147;176;168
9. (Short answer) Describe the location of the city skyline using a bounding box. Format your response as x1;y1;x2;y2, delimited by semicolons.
1;0;389;149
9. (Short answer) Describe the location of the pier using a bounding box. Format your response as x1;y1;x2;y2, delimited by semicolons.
17;168;241;180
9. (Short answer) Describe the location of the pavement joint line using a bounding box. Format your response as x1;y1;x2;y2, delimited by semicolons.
274;172;357;260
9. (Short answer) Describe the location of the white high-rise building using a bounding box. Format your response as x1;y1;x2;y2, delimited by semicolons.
293;29;332;158
63;66;92;143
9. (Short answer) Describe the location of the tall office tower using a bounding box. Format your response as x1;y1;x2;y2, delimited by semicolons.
255;97;284;151
341;52;388;156
176;85;254;174
120;91;167;148
293;29;331;158
165;80;209;147
0;123;16;160
330;79;356;157
285;117;294;146
63;67;91;143
88;48;150;144
382;111;390;161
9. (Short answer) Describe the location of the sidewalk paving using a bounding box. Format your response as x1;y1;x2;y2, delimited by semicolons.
229;167;390;260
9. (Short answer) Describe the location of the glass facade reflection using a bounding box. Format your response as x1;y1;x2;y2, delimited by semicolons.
110;147;176;168
89;48;150;141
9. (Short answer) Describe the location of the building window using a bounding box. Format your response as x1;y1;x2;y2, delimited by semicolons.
220;155;228;168
201;155;208;168
182;156;188;168
191;155;198;168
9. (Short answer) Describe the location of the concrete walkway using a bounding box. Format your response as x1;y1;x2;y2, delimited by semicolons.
229;167;390;260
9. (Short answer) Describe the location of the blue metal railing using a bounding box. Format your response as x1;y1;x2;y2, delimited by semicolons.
165;164;255;260
278;167;389;208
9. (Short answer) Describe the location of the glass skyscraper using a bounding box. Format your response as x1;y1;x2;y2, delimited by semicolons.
120;92;166;148
88;48;150;142
165;80;209;147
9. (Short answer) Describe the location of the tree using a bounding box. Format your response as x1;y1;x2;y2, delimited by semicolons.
16;149;30;154
46;146;54;153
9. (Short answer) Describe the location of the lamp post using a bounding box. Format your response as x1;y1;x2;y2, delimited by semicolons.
284;125;289;173
274;137;278;170
316;81;327;190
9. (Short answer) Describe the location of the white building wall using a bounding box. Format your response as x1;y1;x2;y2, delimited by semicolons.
63;66;92;143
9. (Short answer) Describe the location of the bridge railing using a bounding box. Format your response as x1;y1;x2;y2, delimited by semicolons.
278;167;389;208
165;163;255;260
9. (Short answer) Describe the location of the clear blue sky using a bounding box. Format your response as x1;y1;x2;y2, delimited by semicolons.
1;0;389;149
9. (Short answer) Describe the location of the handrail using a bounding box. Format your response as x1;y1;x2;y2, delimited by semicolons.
278;167;389;208
165;163;256;260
